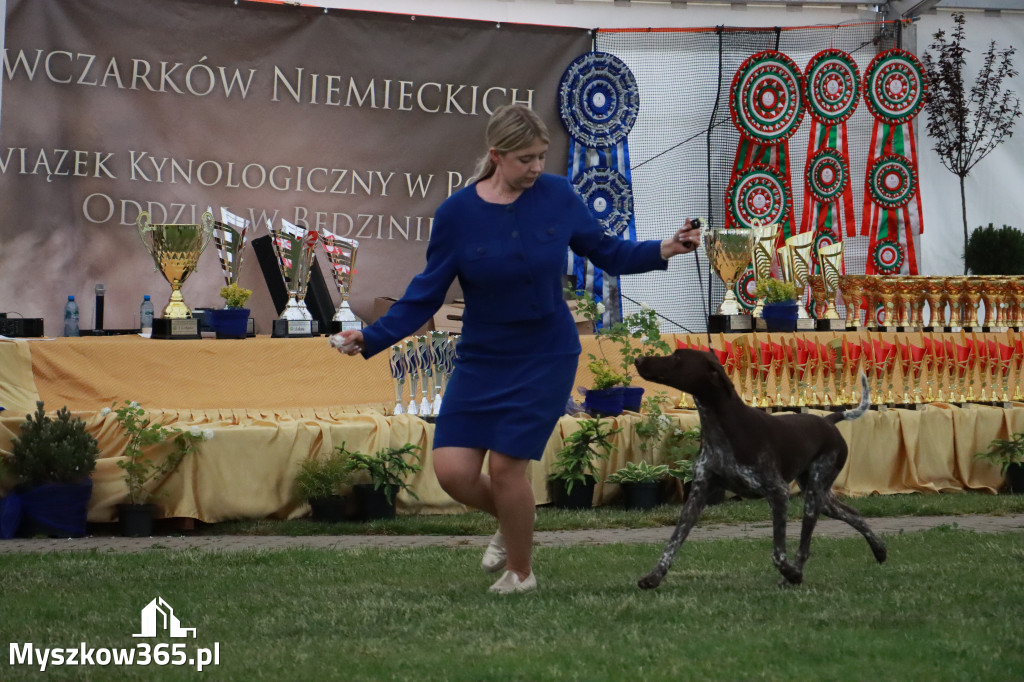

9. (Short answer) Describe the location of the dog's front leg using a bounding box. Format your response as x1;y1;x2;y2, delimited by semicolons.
637;478;712;590
766;485;802;585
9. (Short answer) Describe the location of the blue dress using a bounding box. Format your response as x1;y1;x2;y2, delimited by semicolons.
361;173;667;460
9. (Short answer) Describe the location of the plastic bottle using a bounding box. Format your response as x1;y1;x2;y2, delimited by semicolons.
63;295;80;337
140;295;154;335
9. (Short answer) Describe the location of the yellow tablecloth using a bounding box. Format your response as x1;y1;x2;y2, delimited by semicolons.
0;334;1015;523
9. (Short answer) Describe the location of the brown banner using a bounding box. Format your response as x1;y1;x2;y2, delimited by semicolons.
0;0;589;334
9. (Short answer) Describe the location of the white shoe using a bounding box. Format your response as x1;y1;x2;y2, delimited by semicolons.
488;570;537;594
481;531;507;573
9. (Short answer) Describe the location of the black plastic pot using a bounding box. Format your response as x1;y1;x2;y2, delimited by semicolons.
549;476;597;510
622;481;661;510
117;503;158;537
308;495;349;522
1006;462;1024;494
353;484;396;521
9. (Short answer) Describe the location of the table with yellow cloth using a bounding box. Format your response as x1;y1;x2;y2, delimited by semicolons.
0;333;1014;523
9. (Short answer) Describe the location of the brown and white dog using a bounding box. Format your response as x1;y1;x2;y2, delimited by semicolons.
634;348;887;588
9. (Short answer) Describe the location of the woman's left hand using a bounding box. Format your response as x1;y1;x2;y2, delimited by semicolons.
660;218;702;259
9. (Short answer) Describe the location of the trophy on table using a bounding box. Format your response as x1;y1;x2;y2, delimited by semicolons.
210;207;253;337
268;218;319;337
389;344;407;416
429;331;450;415
405;339;421;416
816;241;846;331
321;230;361;335
783;231;816;330
751;222;781;319
417;335;433;416
703;227;755;333
137;210;214;339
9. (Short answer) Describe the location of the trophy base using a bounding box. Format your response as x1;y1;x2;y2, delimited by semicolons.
0;315;44;337
815;319;847;331
272;319;319;338
329;320;363;335
151;317;200;340
707;314;753;333
796;318;817;331
983;326;1009;333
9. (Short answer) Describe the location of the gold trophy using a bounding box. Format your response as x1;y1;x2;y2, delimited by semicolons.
808;275;828;322
817;241;845;330
137;210;214;339
269;219;319;337
783;231;816;330
874;277;899;331
321;230;361;334
703;227;755;332
943;277;967;329
1007;277;1024;329
963;277;984;331
979;278;1004;330
837;274;865;329
751;222;781;319
922;276;948;330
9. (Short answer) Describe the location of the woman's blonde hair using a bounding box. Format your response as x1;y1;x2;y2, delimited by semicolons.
470;104;550;182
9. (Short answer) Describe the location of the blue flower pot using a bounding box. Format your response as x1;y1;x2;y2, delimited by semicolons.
622;386;645;412
207;308;250;339
761;301;799;333
582;387;624;417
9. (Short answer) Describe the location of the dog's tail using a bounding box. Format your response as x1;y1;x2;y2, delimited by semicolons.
827;372;870;424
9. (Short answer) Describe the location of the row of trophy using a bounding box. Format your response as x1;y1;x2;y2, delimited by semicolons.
674;331;1024;409
389;332;459;417
833;274;1024;332
136;209;360;339
702;222;1024;334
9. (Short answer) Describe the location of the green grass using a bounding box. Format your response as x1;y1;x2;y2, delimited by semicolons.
2;529;1023;681
191;490;1024;537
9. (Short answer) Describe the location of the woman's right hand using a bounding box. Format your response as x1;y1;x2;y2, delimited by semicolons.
329;329;364;356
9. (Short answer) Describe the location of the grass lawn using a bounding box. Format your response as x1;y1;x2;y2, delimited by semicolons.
2;499;1023;680
197;489;1024;537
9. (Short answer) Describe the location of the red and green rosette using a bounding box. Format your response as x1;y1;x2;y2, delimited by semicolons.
860;48;928;276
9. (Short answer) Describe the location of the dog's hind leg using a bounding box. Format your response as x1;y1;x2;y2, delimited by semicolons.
637;478;714;590
822;493;888;564
765;483;802;585
792;456;838;574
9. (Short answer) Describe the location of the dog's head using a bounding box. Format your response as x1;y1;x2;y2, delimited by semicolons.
635;348;734;399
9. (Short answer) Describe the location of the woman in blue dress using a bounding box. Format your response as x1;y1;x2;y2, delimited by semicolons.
333;104;700;593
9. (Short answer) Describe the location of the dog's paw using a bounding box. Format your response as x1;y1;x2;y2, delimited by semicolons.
873;545;888;564
778;564;803;586
637;574;662;590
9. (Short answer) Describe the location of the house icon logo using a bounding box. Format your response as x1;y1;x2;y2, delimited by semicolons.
133;597;197;638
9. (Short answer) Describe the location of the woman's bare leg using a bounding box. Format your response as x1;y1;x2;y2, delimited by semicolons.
488;451;535;580
432;446;496;517
433;446;535;580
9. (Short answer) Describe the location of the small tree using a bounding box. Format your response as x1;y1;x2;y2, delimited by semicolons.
922;12;1022;274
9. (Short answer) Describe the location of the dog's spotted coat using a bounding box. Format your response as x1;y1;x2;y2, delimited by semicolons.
635;349;887;588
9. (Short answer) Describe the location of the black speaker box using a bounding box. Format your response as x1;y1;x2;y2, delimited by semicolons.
251;234;334;334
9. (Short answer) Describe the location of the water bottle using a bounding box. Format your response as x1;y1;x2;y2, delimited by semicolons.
140;295;155;335
63;295;80;337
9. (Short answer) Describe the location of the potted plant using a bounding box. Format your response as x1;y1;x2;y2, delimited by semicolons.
607;460;670;510
104;401;210;536
975;431;1024;494
294;447;354;522
342;443;422;520
664;425;702;503
207;283;252;339
0;401;98;538
755;278;799;332
548;417;619;509
570;289;671;415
